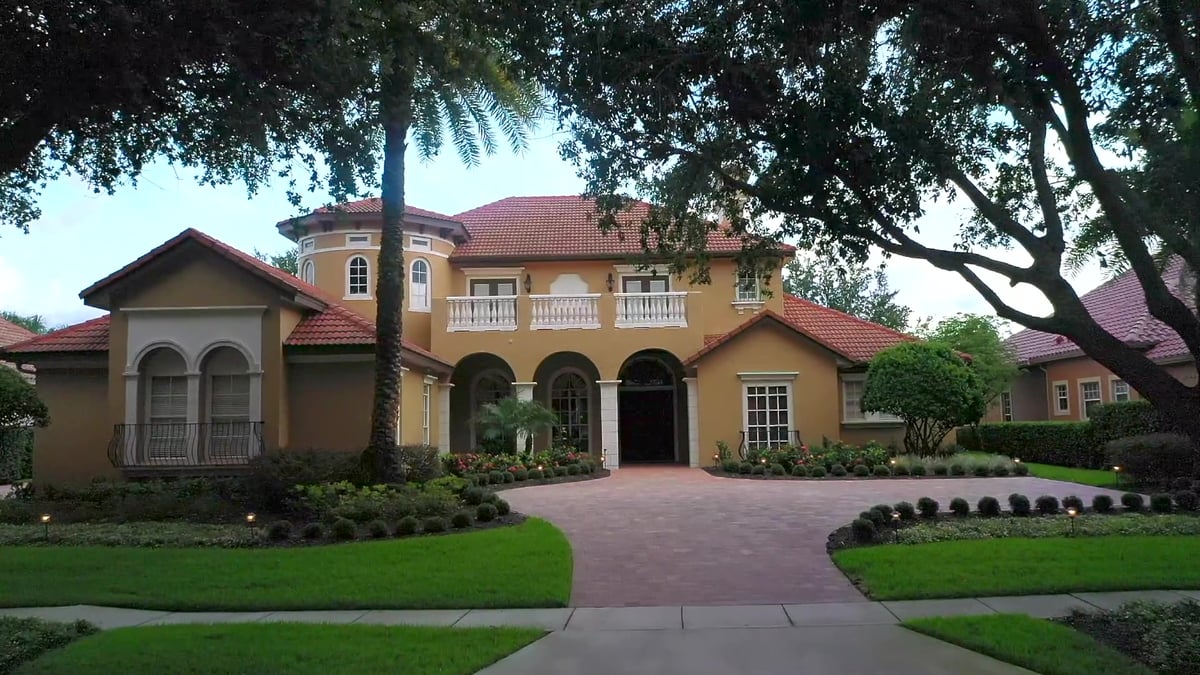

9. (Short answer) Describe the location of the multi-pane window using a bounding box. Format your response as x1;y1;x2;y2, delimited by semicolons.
736;269;760;302
622;276;669;293
1054;382;1070;414
1000;391;1013;422
209;375;251;459
841;378;901;422
550;372;589;447
410;259;430;311
422;382;432;445
148;376;188;458
347;256;369;296
1080;380;1102;419
1112;379;1130;402
744;383;791;449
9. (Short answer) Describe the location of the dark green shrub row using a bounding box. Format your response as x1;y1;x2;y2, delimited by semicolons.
977;421;1099;468
1105;433;1197;484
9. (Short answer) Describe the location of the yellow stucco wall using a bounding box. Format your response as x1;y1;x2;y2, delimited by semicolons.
33;367;117;485
400;370;439;446
287;359;374;451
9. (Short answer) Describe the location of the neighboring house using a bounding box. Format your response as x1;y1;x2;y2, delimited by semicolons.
990;257;1197;423
0;317;36;383
2;196;915;485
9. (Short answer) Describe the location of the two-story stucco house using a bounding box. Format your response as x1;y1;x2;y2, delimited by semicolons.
3;196;915;485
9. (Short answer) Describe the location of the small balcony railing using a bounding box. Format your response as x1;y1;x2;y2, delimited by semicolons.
107;422;265;468
530;294;601;330
446;296;518;332
738;430;804;458
614;291;688;328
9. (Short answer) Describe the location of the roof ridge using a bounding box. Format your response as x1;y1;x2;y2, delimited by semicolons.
783;293;914;340
1;314;110;353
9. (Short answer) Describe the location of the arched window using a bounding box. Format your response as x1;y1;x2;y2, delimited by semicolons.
347;256;369;297
550;371;589;447
410;259;430;311
472;372;511;411
301;260;315;285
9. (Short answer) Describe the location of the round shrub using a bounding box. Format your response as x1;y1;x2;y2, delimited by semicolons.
1013;463;1030;476
494;498;511;516
872;504;895;519
528;469;544;480
790;465;808;477
751;464;766;476
949;497;970;516
1150;493;1174;513
422;516;448;533
1174;490;1199;511
862;509;886;527
451;511;473;529
950;463;966;476
972;464;990;477
1035;495;1060;515
266;520;293;541
1121;492;1145;511
977;496;1001;517
476;502;498;522
895;464;912;476
463;487;487;506
513;468;529;481
830;464;848;477
738;462;753;475
481;490;499;504
488;470;506;485
554;466;568;477
932;465;949;476
1092;494;1115;513
722;460;740;473
894;501;916;521
871;465;890;477
331;517;357;541
580;462;594;474
809;465;828;478
567;464;581;476
367;519;389;539
770;463;787;476
1062;495;1084;512
1171;477;1193;492
991;465;1010;477
916;497;939;518
851;518;877;543
394;515;419;536
853;464;871;477
500;471;514;483
301;522;325;540
1008;494;1031;517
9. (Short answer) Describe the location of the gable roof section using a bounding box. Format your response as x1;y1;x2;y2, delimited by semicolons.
1006;257;1194;365
0;317;35;347
308;198;458;221
1;315;110;354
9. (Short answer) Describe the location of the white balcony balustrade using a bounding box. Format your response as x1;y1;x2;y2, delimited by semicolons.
530;294;601;330
614;291;688;328
446;295;518;332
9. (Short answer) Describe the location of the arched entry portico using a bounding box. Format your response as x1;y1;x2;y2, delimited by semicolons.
617;350;688;464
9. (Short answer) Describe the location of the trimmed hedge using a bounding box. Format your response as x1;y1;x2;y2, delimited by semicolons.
977;421;1098;468
1105;433;1196;484
1089;400;1171;446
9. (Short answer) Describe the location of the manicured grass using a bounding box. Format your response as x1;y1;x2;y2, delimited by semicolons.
905;614;1152;675
15;623;544;675
1024;461;1121;488
0;518;570;611
833;535;1200;599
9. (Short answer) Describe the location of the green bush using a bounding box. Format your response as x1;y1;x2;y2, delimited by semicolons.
790;465;808;477
1065;598;1200;675
1062;495;1084;512
242;450;363;512
722;460;740;473
1106;433;1196;485
1092;494;1115;513
394;515;418;536
266;520;292;541
769;463;787;476
1122;492;1145;511
527;469;543;480
472;473;489;486
502;471;516;483
871;503;894;519
853;464;870;477
0;617;99;673
1013;462;1030;476
1089;400;1171;446
554;466;569;477
513;468;529;481
451;511;473;529
0;427;34;483
894;501;916;521
897;464;915;476
862;509;886;527
991;464;1010;476
494;498;511;516
1175;491;1199;511
367;519;389;539
949;497;969;516
831;464;848;477
567;464;581;476
475;502;498;522
932;465;949;476
977;421;1098;468
873;513;1200;547
738;462;753;474
917;497;939;518
422;516;448;533
972;464;990;476
751;464;766;476
1150;493;1174;513
870;465;890;477
1008;494;1031;517
949;463;966;476
1171;477;1193;491
955;425;982;452
395;444;443;483
488;470;507;485
330;517;356;540
809;465;827;478
1035;495;1060;515
851;518;877;543
425;475;468;494
462;487;487;506
301;522;324;539
977;496;1001;517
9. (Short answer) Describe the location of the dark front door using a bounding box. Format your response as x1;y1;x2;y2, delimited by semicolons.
619;389;675;462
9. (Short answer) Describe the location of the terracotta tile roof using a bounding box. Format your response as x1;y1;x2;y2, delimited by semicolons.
309;198;458;221
1;315;111;354
0;317;35;347
451;195;792;260
1006;257;1194;365
285;303;450;369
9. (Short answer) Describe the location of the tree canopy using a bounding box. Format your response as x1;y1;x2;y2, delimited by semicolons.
253;249;299;276
515;0;1200;445
0;311;49;335
783;257;911;330
918;313;1020;418
0;366;48;429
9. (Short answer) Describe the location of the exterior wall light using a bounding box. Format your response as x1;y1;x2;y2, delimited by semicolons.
606;273;615;292
523;274;532;293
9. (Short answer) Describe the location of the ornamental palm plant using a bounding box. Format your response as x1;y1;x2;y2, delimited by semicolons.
475;398;560;455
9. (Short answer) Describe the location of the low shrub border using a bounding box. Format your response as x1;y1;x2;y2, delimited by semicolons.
477;467;610;491
708;452;1024;481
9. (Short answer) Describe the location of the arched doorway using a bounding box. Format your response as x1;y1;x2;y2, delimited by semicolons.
199;345;256;463
532;352;602;455
618;351;687;463
449;353;516;452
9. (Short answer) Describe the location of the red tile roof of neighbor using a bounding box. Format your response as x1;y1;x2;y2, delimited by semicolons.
1006;256;1194;365
1;315;110;353
684;295;915;365
310;199;458;222
0;317;35;347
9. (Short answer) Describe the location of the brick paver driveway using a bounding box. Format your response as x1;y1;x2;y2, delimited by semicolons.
504;466;1128;607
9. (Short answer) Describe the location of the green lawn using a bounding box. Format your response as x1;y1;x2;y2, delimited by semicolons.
833;535;1200;599
0;518;571;611
15;623;544;675
1024;461;1121;488
905;615;1151;675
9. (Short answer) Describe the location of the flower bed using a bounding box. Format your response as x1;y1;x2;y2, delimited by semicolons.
444;448;606;487
710;446;1024;479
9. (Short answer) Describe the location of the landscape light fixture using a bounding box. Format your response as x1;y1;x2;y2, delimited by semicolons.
245;512;257;527
537;464;544;472
1112;465;1122;487
40;513;51;541
1066;507;1078;535
713;453;720;464
1013;458;1022;464
890;510;902;543
889;458;897;466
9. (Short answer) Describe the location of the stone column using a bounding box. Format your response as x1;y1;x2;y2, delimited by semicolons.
597;380;621;469
683;376;700;468
512;381;536;454
438;383;453;455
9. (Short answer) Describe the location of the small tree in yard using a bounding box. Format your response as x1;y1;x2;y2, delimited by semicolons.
0;367;49;481
475;398;559;455
862;343;985;455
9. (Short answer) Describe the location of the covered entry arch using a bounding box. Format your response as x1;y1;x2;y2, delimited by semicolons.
617;349;688;463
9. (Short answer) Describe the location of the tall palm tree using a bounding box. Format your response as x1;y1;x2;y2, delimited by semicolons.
368;5;541;481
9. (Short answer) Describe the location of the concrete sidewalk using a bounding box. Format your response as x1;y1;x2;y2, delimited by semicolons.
2;589;1196;631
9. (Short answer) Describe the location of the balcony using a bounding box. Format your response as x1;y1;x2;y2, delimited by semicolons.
615;291;688;328
530;294;601;330
444;292;689;332
446;296;518;332
108;422;265;470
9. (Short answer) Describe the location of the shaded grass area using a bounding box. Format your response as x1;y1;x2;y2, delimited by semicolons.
15;623;544;675
0;518;571;611
1024;462;1121;488
833;535;1200;599
1;617;98;674
905;614;1152;675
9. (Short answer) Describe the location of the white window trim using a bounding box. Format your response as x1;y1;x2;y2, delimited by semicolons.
345;255;372;300
409;236;433;251
839;374;902;425
300;237;316;253
345;233;372;248
1052;380;1071;416
1000;390;1013;422
741;379;794;450
1110;375;1131;402
300;260;315;285
1078;377;1103;420
421;381;432;445
734;267;764;305
409;258;432;313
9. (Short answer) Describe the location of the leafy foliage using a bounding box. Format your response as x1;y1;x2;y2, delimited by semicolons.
1090;402;1174;447
1105;433;1197;485
977;422;1099;468
782;256;911;330
917;314;1019;415
0;365;48;429
253;248;299;275
474;398;560;455
0;617;98;674
0;311;50;334
1066;600;1200;675
862;343;985;454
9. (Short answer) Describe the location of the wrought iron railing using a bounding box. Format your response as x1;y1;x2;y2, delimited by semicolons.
107;422;264;468
737;430;804;459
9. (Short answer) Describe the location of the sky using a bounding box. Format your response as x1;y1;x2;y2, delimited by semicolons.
0;126;1105;333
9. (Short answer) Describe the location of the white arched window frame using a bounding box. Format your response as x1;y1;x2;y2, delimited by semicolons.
549;370;589;447
346;256;370;298
301;260;316;285
410;258;431;312
470;370;512;448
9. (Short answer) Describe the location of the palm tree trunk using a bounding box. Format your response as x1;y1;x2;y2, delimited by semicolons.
368;68;414;482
